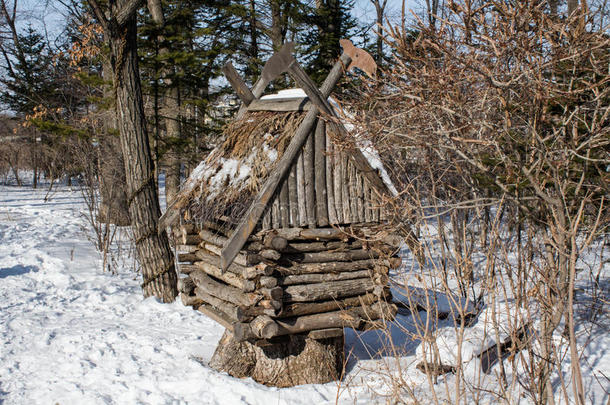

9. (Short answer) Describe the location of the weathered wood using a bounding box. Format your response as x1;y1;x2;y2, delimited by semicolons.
198;229;228;247
194;261;256;292
260;286;283;301
325;132;337;224
222;62;254;106
262;205;271;230
250;315;280;339
279;293;380;318
177;253;198;263
296;151;307;227
303;128;316;227
279;177;290;227
349;162;359;223
308;328;344;340
182;234;202;246
276;258;379;275
263;232;288;251
279;269;374;286
258;276;278;288
288;163;299;226
180;292;203;307
260;249;281;261
197;305;255;341
176;244;198;253
285;249;380;263
271;195;280;229
283;278;377;302
333;148;344;224
258;299;282;312
247;97;311;112
209;329;343;387
177;263;199;274
220;54;353;270
190;270;262;307
180;224;196;234
203;243;261;267
178;276;196;294
363;183;372;223
257;227;346;241
195;250;271;279
314;119;329;226
275;309;362;335
341;155;351;222
195;288;250;322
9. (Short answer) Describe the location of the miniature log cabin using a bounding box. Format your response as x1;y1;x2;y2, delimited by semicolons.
159;41;412;387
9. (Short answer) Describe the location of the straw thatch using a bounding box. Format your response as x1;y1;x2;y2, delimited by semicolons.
183;111;305;230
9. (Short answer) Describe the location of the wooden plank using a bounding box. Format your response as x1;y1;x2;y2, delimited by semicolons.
220;54;352;270
303;127;316;227
222;62;254;106
356;171;365;223
288;162;299;226
325;132;337;224
314;119;329;226
262;204;271;230
296;151;307;226
279;177;290;227
247;98;311;112
333;148;343;223
341;155;351;223
271;195;280;229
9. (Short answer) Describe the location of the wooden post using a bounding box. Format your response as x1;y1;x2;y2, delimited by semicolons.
279;177;290;227
296;151;307;227
314;120;329;226
325;132;337;224
288;164;299;226
303;127;316;227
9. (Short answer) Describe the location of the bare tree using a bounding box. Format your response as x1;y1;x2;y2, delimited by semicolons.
369;0;388;63
86;0;177;302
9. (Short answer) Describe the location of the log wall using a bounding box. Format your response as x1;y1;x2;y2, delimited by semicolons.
173;224;399;343
257;126;384;231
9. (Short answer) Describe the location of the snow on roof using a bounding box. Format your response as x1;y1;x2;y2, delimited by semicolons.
260;88;307;100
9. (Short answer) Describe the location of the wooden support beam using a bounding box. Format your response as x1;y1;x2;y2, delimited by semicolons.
222;62;254;106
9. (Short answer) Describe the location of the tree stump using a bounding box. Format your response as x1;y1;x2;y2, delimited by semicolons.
209;330;344;387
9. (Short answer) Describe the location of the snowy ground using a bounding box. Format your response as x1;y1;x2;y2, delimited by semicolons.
0;182;423;404
1;180;608;404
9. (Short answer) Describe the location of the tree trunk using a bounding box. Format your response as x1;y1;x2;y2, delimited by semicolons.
147;0;182;204
97;58;131;226
110;12;177;302
210;330;344;387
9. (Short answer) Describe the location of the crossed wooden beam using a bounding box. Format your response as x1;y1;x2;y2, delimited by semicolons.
219;40;388;271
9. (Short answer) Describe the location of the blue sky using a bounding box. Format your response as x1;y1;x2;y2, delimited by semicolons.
16;0;422;44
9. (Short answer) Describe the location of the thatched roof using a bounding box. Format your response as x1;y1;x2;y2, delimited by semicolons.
162;88;396;236
176;109;305;229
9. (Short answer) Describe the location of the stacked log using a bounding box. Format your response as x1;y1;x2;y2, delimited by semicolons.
175;224;399;342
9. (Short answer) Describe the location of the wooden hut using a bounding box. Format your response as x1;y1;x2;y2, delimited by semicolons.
159;41;412;386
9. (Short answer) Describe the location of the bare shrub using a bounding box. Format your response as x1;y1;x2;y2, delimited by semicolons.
341;1;609;403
